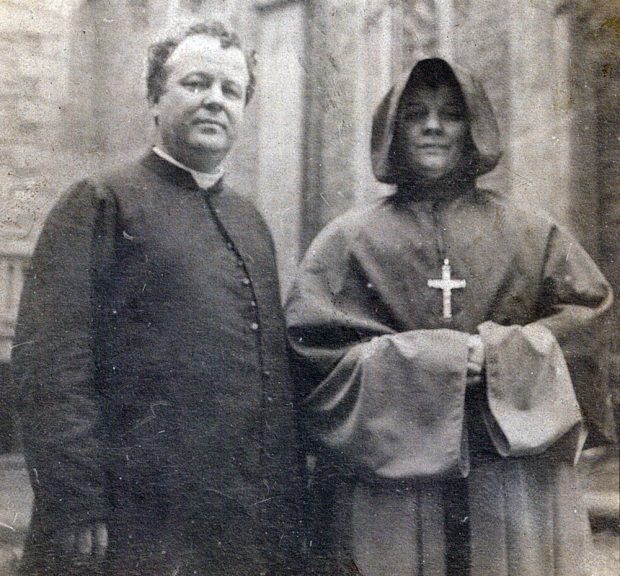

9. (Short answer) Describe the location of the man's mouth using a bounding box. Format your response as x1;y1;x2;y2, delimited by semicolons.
194;118;226;130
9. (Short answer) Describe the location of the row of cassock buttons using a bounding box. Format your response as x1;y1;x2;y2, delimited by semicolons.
226;242;260;330
225;241;272;389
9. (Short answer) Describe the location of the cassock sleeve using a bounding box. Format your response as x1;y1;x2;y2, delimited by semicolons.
11;180;116;532
477;223;615;458
287;224;471;481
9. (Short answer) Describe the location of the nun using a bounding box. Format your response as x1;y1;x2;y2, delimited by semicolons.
286;58;615;576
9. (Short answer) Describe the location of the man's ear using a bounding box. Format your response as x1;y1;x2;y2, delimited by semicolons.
149;99;160;127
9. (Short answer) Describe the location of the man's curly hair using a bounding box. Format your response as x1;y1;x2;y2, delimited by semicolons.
147;21;257;105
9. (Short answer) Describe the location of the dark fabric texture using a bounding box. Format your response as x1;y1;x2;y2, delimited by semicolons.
12;152;304;575
286;58;614;576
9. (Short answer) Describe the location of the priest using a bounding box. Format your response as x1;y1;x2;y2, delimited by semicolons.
12;21;303;576
286;58;615;576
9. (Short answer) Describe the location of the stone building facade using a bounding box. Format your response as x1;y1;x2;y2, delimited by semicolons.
0;0;618;447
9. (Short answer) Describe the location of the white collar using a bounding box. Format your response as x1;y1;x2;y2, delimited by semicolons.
152;147;224;190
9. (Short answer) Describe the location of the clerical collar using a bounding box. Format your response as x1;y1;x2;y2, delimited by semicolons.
152;147;224;190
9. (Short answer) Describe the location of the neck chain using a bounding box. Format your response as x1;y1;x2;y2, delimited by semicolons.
427;201;466;319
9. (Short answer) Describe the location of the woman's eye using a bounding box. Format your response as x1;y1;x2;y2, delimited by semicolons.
405;108;425;119
442;109;464;120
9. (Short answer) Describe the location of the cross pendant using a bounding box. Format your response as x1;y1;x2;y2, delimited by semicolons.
427;259;466;319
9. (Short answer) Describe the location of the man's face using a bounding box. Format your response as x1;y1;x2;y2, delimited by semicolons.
152;35;250;172
395;82;468;180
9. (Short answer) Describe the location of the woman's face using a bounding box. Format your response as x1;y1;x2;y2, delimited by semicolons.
395;81;468;180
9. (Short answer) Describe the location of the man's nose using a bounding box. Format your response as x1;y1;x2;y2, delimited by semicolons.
422;111;443;133
201;83;225;108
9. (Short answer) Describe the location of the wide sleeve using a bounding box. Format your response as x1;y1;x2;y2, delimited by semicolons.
537;224;615;445
287;224;471;481
477;321;586;459
11;180;116;531
476;223;615;457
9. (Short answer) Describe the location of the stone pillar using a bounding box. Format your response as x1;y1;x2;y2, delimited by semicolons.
301;0;366;248
253;0;306;292
506;0;574;226
577;0;620;427
65;0;164;173
301;0;403;248
449;0;513;194
402;0;442;61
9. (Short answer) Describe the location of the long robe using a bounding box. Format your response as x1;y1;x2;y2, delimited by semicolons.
286;57;615;576
12;151;303;576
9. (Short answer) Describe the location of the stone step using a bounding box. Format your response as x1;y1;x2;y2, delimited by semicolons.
586;491;620;524
580;447;619;528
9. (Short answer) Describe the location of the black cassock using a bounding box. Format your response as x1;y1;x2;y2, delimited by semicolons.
286;58;615;576
12;152;303;575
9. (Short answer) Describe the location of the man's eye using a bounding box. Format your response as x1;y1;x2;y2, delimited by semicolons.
223;84;242;99
182;80;208;93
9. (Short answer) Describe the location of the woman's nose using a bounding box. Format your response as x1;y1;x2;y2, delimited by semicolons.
422;110;443;133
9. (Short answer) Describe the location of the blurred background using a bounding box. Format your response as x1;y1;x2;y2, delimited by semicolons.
0;0;618;573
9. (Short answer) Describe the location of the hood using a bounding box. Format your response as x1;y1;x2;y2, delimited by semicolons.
371;57;502;184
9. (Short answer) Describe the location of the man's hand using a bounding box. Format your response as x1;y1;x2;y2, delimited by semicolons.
466;334;485;388
55;522;108;559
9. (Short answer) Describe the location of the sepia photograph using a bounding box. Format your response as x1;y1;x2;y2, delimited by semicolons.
0;1;618;575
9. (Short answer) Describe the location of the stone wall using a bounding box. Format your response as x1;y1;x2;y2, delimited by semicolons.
0;0;82;448
0;1;77;240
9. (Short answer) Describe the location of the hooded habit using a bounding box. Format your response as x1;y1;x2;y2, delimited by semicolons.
286;58;614;576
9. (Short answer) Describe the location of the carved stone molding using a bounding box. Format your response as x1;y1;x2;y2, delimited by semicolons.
402;0;439;60
362;0;395;26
